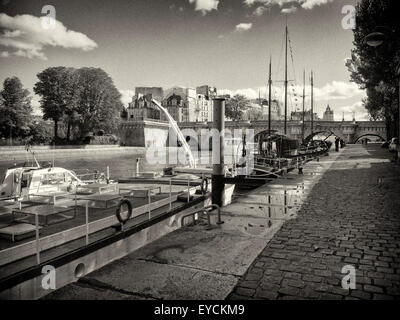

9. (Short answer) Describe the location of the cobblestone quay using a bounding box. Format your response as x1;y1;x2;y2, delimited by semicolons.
229;144;400;300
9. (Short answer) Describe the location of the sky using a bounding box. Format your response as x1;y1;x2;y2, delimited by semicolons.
0;0;367;120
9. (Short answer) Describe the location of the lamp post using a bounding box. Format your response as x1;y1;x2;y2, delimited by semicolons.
364;27;400;163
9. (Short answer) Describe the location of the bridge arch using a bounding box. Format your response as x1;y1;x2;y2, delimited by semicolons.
353;133;386;143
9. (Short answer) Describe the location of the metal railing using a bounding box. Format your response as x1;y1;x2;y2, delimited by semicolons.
181;204;222;228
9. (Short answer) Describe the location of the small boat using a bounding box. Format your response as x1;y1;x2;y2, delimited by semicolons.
0;164;85;201
0;147;90;201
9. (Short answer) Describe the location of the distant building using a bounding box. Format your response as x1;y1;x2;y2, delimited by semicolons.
124;85;217;123
127;87;165;121
290;110;320;121
245;99;282;121
196;85;217;122
323;104;334;121
162;87;197;122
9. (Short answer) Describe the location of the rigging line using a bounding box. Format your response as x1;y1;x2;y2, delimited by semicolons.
287;30;297;86
274;30;285;82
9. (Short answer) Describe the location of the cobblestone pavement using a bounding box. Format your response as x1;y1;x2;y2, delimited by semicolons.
228;144;400;300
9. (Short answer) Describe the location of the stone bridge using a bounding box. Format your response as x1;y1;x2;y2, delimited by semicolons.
119;119;387;147
179;120;387;144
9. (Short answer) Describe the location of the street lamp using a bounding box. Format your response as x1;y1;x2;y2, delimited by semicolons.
364;26;400;163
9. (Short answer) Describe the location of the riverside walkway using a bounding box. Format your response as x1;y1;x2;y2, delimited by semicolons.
229;144;400;300
45;144;400;300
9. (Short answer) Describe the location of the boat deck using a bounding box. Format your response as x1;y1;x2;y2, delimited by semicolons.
0;182;202;281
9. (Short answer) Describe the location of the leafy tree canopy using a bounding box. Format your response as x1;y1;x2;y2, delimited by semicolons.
225;94;250;121
0;76;32;138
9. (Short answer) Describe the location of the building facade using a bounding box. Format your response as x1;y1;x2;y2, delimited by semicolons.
127;87;165;121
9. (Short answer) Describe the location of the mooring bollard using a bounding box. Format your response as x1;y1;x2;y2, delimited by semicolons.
212;98;225;207
136;158;140;177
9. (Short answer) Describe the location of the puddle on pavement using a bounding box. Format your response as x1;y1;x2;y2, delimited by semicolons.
240;193;303;207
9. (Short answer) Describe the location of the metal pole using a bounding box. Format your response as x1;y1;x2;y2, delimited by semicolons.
85;202;89;245
187;177;190;203
106;166;110;184
212;98;225;207
169;178;172;211
35;214;40;265
148;191;151;220
311;71;314;136
284;24;288;135
302;69;305;141
268;56;272;137
136;158;140;177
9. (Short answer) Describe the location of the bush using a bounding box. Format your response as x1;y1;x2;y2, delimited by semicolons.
27;121;52;145
83;134;119;145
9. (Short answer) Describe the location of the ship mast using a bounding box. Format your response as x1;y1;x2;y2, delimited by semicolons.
268;56;272;137
302;69;305;141
311;70;314;136
284;22;288;135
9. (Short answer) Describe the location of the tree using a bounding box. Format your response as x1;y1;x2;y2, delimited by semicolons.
0;77;32;140
225;94;250;121
75;67;124;138
34;67;79;141
346;0;400;139
28;119;52;145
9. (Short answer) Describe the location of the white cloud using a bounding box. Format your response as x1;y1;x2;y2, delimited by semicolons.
0;13;97;60
220;81;367;119
119;90;135;107
220;81;364;102
281;6;298;13
244;0;333;15
252;6;270;16
301;0;334;10
338;101;369;120
235;23;253;32
188;0;219;14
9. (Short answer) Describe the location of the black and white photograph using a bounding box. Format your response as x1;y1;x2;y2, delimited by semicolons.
0;0;399;308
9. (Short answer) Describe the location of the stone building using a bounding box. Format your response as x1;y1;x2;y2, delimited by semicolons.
290;110;320;121
162;87;196;122
323;104;334;121
195;85;217;122
245;99;282;121
127;87;165;121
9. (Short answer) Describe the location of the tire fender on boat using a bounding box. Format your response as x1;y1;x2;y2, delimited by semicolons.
201;177;209;195
116;199;133;224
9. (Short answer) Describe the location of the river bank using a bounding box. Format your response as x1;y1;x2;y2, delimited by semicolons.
0;145;146;162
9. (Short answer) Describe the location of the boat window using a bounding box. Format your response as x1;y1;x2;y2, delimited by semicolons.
21;173;32;188
40;172;65;185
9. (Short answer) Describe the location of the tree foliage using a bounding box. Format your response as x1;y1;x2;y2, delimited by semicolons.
346;0;400;138
75;67;123;137
0;77;32;138
225;94;250;121
34;66;124;142
34;67;78;140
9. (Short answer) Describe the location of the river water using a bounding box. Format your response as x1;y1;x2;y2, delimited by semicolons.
0;150;167;182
